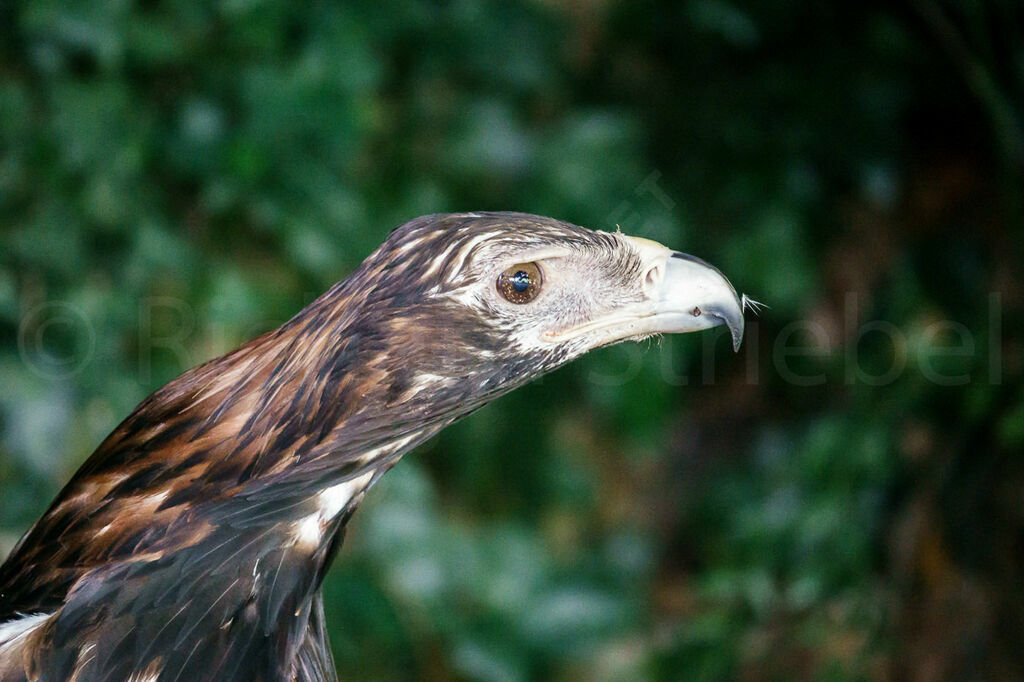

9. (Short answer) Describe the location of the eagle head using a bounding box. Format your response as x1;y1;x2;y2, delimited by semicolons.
326;212;744;418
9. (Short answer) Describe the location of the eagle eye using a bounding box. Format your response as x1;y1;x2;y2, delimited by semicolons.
497;262;542;304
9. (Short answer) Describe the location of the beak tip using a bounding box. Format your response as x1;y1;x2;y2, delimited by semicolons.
730;321;744;352
709;306;745;353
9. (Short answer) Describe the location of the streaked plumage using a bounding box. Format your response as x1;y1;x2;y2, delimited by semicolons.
0;212;744;681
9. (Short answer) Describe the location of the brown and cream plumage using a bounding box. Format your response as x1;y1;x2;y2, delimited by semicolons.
0;212;745;681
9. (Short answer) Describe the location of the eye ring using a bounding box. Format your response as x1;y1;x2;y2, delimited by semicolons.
497;262;542;304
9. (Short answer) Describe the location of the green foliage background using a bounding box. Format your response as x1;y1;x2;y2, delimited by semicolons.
2;1;1023;679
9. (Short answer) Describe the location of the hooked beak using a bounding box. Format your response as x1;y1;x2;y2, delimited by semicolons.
541;235;746;351
654;250;745;351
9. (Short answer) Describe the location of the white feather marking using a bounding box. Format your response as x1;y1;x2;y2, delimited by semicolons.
419;241;461;279
292;469;377;548
0;612;50;651
74;642;98;675
447;231;499;275
126;664;163;682
399;373;458;401
318;470;375;519
294;514;323;547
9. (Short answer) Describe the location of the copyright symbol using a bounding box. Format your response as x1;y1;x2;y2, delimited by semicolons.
17;301;96;379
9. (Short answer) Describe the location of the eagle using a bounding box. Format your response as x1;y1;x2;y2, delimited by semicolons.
0;212;745;681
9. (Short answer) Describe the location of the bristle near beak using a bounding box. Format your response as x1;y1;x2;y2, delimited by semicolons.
741;295;768;316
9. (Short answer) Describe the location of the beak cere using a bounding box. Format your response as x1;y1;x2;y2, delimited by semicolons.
622;235;746;351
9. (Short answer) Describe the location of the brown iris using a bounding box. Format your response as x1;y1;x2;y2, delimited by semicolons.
497;262;542;304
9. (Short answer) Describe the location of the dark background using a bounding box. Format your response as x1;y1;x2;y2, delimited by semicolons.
1;1;1022;679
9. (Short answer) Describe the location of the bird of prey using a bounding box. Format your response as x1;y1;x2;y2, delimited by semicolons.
0;212;744;681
